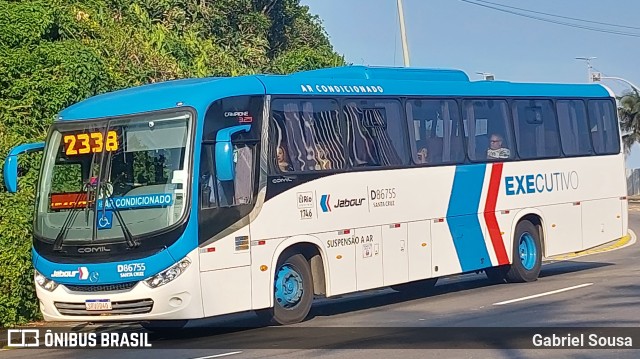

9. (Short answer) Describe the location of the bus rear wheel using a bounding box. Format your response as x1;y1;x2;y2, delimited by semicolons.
262;252;313;325
505;220;542;283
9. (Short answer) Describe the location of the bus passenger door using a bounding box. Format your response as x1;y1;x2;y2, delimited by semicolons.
198;142;257;317
198;143;255;268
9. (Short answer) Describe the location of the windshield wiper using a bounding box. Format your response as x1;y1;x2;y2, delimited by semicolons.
52;189;88;252
99;181;139;249
53;150;99;252
96;133;139;249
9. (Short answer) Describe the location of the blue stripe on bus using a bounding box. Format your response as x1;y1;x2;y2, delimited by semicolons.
32;222;198;285
446;164;492;272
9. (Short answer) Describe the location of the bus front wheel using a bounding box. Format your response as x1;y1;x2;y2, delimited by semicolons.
263;252;313;325
505;220;542;283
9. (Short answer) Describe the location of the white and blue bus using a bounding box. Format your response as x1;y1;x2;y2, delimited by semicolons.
3;66;628;327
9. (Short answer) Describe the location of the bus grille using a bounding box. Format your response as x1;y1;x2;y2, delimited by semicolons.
54;299;153;316
64;282;138;293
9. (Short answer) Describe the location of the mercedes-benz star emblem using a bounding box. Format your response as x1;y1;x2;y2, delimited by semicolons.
89;272;99;283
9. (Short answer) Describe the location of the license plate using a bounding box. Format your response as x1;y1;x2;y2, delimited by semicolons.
85;299;112;311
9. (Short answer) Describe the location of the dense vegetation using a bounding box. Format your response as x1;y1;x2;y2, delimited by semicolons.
0;0;344;326
619;91;640;152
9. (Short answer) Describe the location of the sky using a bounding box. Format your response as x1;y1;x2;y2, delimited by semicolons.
300;0;640;169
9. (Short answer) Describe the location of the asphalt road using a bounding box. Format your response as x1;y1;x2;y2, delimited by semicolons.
4;208;640;359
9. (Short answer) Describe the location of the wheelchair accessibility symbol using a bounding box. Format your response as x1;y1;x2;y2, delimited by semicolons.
97;211;113;230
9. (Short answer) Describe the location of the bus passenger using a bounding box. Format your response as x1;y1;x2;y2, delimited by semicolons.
276;145;293;172
416;147;428;164
487;133;511;159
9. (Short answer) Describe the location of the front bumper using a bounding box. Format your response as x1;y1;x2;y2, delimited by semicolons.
36;253;203;322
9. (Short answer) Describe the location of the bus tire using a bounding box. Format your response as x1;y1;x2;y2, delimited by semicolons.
391;278;437;294
505;220;542;283
270;252;313;325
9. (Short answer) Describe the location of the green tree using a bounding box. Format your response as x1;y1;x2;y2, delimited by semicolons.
0;0;344;326
618;91;640;153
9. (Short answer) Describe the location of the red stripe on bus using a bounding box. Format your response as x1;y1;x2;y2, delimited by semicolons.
483;163;509;265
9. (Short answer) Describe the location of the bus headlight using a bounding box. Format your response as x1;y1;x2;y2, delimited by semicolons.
144;258;191;289
34;270;59;292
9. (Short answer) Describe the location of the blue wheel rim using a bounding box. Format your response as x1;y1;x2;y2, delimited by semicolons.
275;264;304;309
518;232;537;270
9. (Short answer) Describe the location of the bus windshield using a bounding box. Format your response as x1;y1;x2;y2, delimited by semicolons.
34;111;193;244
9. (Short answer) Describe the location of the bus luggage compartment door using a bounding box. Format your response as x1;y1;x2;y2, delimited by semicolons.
355;226;383;291
382;223;409;286
407;221;433;281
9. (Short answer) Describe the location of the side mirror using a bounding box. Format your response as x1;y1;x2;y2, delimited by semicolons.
215;125;250;181
3;142;45;193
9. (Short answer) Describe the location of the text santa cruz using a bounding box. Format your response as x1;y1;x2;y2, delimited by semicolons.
300;84;385;94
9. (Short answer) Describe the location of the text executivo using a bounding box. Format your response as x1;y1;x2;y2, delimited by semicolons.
505;171;579;196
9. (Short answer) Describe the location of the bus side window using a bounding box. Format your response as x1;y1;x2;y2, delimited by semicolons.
233;145;253;205
199;144;255;208
512;99;560;159
588;100;620;155
406;99;464;165
557;100;592;156
344;99;408;167
215;145;255;207
270;98;346;173
463;99;513;161
199;144;217;209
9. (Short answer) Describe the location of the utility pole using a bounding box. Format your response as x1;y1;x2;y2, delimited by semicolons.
397;0;410;67
575;57;596;82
